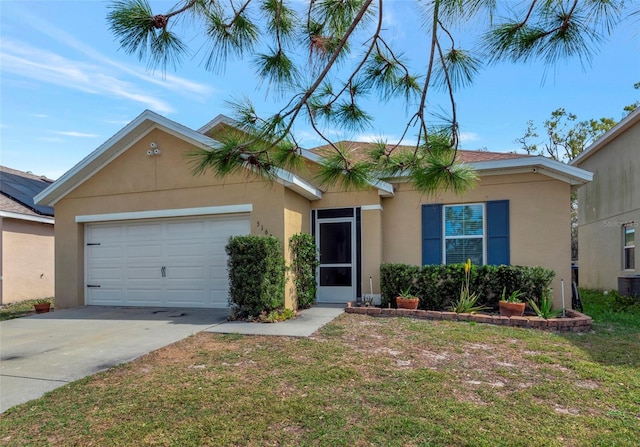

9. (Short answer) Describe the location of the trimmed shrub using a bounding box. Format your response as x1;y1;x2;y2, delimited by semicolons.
381;263;555;310
226;235;285;319
289;233;319;309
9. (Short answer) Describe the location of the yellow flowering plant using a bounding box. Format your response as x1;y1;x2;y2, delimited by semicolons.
451;259;487;313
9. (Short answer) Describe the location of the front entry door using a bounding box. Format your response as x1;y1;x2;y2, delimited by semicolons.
316;218;356;303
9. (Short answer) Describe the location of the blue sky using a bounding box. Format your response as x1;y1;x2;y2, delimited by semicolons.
1;1;638;179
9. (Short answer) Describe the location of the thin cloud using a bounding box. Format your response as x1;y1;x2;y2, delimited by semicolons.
53;131;99;138
459;132;480;143
0;40;174;113
31;114;49;118
13;8;214;98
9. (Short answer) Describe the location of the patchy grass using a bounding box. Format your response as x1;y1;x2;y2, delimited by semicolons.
1;291;639;446
0;298;54;321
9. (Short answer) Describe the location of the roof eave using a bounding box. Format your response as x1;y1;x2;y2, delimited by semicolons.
570;107;640;166
472;157;593;185
271;167;323;201
384;157;593;186
0;210;54;224
197;114;238;135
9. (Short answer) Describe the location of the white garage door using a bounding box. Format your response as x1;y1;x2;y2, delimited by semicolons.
85;215;250;308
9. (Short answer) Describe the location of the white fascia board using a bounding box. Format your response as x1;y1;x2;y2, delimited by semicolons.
272;167;323;200
35;110;222;207
197;114;238;134
570;107;640;166
75;205;253;223
299;149;394;196
0;211;54;224
471;157;593;185
372;179;394;197
361;204;383;211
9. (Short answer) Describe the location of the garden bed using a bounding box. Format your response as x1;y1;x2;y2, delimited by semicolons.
345;303;592;332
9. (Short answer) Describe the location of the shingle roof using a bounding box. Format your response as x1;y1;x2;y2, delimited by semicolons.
309;141;529;163
0;166;55;217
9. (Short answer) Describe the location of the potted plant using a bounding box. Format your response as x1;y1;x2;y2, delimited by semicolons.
498;288;525;317
33;299;52;314
396;287;420;310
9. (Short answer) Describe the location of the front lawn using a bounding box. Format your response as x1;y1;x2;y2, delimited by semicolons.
1;291;638;446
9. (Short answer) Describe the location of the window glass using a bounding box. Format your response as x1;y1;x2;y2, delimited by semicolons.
445;204;483;236
444;204;484;265
624;227;635;246
624;226;635;270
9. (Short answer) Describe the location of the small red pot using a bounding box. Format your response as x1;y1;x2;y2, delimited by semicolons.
396;297;420;310
499;301;525;317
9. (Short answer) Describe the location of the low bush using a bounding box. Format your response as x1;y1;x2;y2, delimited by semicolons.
612;289;640;312
380;263;555;310
226;235;285;319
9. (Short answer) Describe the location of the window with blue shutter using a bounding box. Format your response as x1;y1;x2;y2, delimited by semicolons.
422;200;510;266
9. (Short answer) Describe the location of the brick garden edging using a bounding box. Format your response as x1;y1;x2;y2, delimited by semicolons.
345;303;592;332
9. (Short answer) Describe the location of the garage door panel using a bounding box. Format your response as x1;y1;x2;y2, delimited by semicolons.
210;266;228;280
210;289;228;307
126;223;163;239
166;290;206;305
127;244;163;259
127;266;162;280
86;215;249;308
88;225;122;241
126;288;164;305
166;242;207;258
89;288;126;305
165;266;205;279
88;246;123;260
166;220;206;238
88;267;122;280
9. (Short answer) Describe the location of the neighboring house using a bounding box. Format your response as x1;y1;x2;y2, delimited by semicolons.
35;110;592;311
0;166;55;305
570;108;640;292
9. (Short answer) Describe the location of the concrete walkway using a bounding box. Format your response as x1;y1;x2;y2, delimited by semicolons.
207;305;344;337
0;305;343;413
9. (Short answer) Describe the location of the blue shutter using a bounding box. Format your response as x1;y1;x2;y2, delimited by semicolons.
422;204;443;265
486;200;510;265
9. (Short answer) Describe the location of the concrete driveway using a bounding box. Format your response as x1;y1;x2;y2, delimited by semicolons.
0;306;229;413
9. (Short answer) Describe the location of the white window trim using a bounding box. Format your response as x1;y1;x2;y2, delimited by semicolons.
623;225;635;271
442;203;486;265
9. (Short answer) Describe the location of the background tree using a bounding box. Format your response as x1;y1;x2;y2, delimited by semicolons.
108;0;631;195
516;108;617;162
515;92;639;262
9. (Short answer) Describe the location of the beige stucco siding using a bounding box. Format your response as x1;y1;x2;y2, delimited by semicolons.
361;207;383;295
1;218;54;304
283;188;312;308
54;129;294;309
381;173;572;308
575;124;640;289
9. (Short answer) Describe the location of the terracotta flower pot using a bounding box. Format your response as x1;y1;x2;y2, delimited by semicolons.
499;301;525;317
33;303;51;314
396;297;420;310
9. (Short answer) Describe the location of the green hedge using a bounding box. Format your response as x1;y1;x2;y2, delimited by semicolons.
289;233;319;309
226;235;286;319
380;263;555;310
